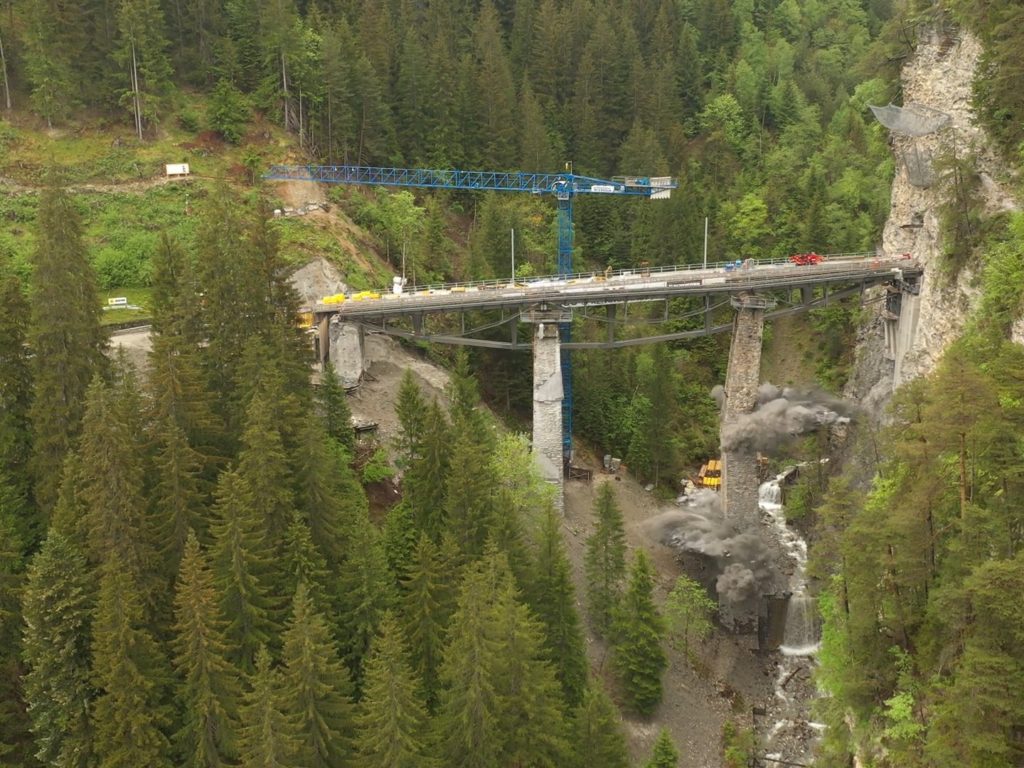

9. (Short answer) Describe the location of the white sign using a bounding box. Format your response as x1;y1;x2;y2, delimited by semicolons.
107;297;129;307
165;163;191;177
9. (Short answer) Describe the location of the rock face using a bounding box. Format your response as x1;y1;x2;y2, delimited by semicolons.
289;257;349;307
329;318;364;388
849;27;1019;408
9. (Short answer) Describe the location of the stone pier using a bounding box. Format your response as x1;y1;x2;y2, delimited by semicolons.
524;308;569;510
720;292;772;634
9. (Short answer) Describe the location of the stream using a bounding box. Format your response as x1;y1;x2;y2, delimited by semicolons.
758;476;823;766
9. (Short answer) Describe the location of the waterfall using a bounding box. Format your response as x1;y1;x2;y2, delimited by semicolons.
781;594;820;656
759;470;823;763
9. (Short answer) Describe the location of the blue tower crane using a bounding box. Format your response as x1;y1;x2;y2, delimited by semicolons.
264;164;676;458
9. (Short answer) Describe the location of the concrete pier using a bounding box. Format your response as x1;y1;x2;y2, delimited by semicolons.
720;293;772;635
720;293;771;526
524;308;568;509
329;317;365;388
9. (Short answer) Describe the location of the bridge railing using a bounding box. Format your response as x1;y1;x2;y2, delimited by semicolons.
377;251;888;293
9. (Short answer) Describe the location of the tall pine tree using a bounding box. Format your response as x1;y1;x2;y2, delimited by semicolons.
584;481;628;636
612;550;667;716
27;175;106;515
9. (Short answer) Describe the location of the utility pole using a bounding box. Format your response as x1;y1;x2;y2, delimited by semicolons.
703;216;709;269
511;227;515;283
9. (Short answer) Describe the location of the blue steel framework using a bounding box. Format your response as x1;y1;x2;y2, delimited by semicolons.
264;164;676;457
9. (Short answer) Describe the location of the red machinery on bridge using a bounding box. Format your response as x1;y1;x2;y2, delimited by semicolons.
789;252;825;266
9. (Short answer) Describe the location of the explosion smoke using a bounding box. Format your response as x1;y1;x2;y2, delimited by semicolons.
719;382;856;453
644;490;774;603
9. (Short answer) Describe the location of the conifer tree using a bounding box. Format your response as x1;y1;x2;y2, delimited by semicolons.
92;557;172;768
584;481;628;636
27;176;106;515
405;400;450;540
237;646;299;768
152;414;207;572
283;512;330;610
21;531;95;768
336;511;396;681
355;612;434;767
436;557;503;768
570;684;630;768
644;729;679;767
0;256;31;516
294;416;362;565
488;572;570;766
612;550;667;716
79;374;156;599
529;505;588;706
316;365;355;453
115;0;175;138
382;501;420;581
400;533;453;709
236;390;296;552
172;531;239;767
210;469;277;672
281;582;356;768
395;369;427;469
444;427;497;560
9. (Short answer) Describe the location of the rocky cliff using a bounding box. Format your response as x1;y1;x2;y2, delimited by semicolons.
847;25;1019;410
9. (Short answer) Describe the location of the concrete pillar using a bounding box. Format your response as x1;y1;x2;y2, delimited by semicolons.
328;317;365;388
721;294;768;526
720;293;771;636
317;315;331;369
525;309;566;510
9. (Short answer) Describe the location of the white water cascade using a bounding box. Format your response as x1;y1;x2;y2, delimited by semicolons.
758;475;823;764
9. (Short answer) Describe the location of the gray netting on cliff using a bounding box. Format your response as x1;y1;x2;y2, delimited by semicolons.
902;144;937;188
869;102;951;137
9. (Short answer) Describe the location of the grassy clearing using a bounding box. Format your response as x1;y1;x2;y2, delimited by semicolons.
0;102;390;295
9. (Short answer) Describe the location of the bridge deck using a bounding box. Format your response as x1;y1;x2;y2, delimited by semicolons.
312;254;921;319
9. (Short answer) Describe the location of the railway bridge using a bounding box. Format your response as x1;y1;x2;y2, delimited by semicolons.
313;253;922;509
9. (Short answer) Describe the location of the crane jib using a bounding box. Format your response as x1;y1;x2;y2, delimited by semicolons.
264;165;676;199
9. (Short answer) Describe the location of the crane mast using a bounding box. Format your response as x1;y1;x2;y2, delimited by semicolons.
265;163;676;457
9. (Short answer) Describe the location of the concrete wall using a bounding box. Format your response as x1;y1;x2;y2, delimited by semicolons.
329;317;365;388
532;319;564;509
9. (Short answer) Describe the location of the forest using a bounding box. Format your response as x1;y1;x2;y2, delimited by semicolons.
2;0;1024;765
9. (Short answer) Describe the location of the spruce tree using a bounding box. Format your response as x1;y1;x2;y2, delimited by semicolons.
79;374;157;600
210;469;277;672
152;414;207;573
27;175;106;515
335;511;396;682
283;512;330;610
528;505;588;706
316;365;355;453
294;416;362;565
355;612;433;767
400;533;453;709
444;426;497;560
584;481;628;636
644;729;679;767
436;557;503;768
172;531;239;767
570;684;630;768
21;531;95;768
281;582;356;768
612;550;667;716
405;400;450;541
394;368;427;469
92;557;172;768
0;256;31;520
488;572;570;767
237;646;299;768
236;390;296;553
